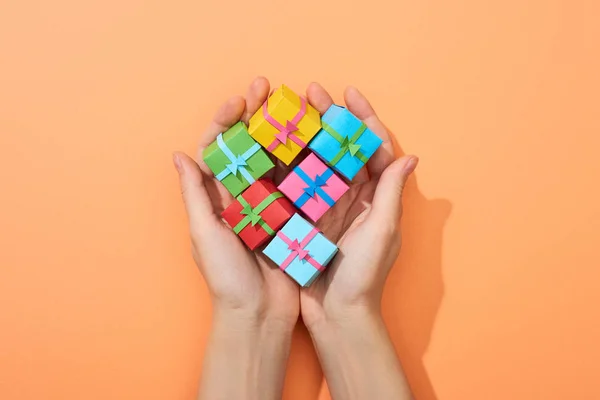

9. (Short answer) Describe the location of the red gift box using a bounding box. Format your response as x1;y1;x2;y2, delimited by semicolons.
221;179;296;250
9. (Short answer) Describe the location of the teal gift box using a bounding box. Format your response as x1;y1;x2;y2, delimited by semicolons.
263;213;338;287
308;105;383;180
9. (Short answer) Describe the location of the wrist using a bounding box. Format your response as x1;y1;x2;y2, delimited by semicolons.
201;303;295;400
309;308;410;400
304;308;412;400
304;303;383;338
213;305;297;337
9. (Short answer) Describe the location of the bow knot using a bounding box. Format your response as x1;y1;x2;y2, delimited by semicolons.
340;137;362;157
321;121;371;168
348;143;362;156
276;227;324;272
303;173;327;197
240;204;262;226
288;239;309;260
215;133;261;184
274;120;299;145
226;155;248;175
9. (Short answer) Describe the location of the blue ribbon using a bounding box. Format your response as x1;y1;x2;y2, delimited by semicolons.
214;133;261;183
293;166;335;208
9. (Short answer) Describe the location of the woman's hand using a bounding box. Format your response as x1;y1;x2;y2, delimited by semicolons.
173;77;302;400
300;83;417;400
300;83;418;329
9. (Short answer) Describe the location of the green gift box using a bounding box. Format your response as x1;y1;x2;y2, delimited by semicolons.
203;122;275;197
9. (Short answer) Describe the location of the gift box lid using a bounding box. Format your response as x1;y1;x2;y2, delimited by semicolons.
202;122;274;196
221;179;295;234
263;214;338;268
248;85;321;166
309;105;383;179
277;153;349;222
203;122;273;171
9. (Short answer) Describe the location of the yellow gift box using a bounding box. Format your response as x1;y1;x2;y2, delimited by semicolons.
248;85;321;165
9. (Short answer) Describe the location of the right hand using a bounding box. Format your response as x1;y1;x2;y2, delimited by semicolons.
300;83;418;329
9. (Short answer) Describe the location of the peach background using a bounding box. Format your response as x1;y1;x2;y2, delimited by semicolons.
1;0;599;399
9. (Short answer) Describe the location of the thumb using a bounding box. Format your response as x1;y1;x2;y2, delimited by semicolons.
172;152;217;228
369;155;418;225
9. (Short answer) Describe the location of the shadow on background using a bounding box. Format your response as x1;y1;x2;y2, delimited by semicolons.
384;138;451;400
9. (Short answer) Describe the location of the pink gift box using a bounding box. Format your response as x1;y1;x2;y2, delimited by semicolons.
278;153;349;222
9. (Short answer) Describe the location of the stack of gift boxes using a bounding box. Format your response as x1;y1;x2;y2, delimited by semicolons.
203;85;383;287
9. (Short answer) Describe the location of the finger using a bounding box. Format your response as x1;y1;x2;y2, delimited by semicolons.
306;82;334;114
344;87;395;179
173;152;218;228
197;96;246;174
242;76;270;124
368;155;418;226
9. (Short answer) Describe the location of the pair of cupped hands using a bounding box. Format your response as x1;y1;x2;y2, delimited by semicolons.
173;77;418;331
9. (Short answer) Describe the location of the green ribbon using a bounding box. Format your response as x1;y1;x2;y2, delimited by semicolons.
322;121;370;165
233;192;284;235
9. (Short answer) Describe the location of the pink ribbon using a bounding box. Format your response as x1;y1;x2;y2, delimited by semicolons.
277;228;324;272
263;97;308;152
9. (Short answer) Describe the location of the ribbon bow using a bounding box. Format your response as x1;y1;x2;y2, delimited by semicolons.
274;121;300;145
339;136;363;157
277;228;324;272
226;155;248;175
303;173;327;197
240;203;262;226
264;97;308;152
233;192;284;235
215;133;261;183
288;239;309;260
293;166;335;208
322;121;370;166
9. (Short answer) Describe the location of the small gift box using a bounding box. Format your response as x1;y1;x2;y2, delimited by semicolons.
203;122;274;197
249;85;321;165
221;179;296;250
278;153;349;222
263;214;338;287
308;105;383;180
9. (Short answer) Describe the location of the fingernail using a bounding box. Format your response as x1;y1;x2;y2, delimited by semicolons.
253;76;266;85
172;152;183;174
403;156;419;175
346;86;360;97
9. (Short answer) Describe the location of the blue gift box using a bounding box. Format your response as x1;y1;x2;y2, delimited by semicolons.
263;213;338;287
308;105;383;180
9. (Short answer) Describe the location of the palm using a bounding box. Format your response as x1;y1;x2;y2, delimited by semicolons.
316;178;376;241
199;142;376;323
300;173;385;324
198;143;370;312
